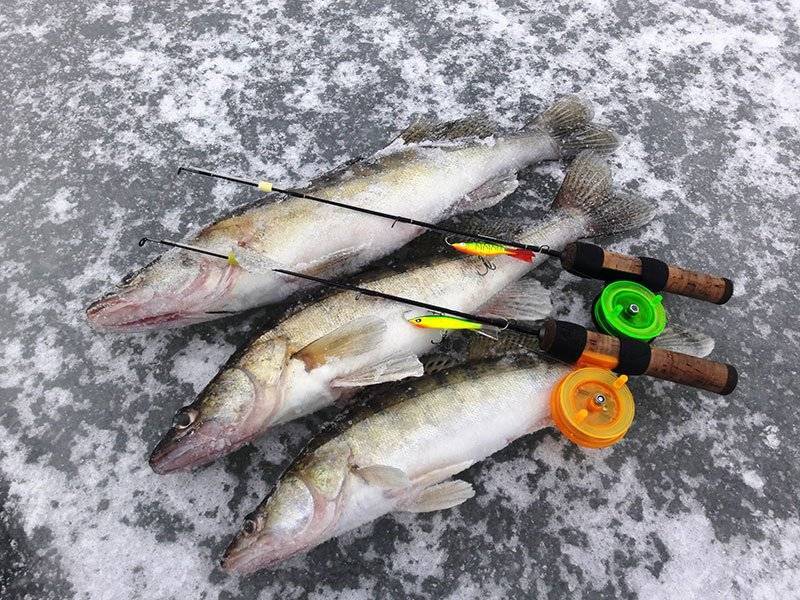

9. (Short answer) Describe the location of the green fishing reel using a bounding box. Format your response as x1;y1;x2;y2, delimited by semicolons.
592;280;667;342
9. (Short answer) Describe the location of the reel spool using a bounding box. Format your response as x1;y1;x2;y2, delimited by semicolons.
550;367;635;448
592;280;667;342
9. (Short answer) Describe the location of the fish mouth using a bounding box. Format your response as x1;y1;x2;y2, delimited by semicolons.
86;293;222;331
87;259;240;331
149;427;224;474
220;535;310;574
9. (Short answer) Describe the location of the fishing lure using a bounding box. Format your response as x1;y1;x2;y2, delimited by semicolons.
447;239;535;263
406;313;503;339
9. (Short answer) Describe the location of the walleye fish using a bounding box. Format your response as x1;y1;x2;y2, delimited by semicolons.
149;152;656;473
86;96;615;331
220;326;711;573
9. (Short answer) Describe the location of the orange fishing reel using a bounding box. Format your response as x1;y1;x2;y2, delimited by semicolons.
550;367;635;448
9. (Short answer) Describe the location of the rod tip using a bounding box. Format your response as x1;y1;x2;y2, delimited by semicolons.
138;237;150;247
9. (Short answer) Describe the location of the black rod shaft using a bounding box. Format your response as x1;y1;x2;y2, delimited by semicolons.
271;267;541;336
178;165;562;258
139;237;228;260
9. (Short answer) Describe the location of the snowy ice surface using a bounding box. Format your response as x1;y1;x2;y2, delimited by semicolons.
1;1;798;599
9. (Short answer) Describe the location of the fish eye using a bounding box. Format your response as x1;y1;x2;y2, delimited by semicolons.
242;518;257;535
172;408;198;430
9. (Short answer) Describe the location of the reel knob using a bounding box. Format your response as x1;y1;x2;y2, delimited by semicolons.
592;280;667;342
550;367;635;448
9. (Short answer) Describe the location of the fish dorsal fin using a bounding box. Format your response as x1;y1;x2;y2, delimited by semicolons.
353;464;411;489
652;325;715;358
479;278;553;323
421;354;462;375
466;330;539;362
331;352;424;388
294;316;387;370
396;115;497;144
400;479;475;513
452;212;526;241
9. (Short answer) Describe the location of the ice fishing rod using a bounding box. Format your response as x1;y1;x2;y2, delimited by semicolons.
176;166;735;308
138;237;738;396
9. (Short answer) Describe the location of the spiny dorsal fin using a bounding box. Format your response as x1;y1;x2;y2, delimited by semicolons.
396;115;497;144
421;354;462;375
400;479;475;513
451;211;526;241
466;330;539;362
331;352;424;387
294;316;387;370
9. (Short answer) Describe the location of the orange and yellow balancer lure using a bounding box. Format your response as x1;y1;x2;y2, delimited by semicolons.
449;241;535;263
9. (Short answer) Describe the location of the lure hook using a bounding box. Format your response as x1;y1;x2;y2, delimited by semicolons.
477;257;496;276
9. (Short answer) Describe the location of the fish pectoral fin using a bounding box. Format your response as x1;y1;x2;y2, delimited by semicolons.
353;464;411;489
331;352;424;388
479;278;553;323
294;316;387;370
395;115;497;145
461;172;520;212
400;479;475;513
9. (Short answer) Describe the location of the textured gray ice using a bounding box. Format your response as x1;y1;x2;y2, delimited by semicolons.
1;1;798;599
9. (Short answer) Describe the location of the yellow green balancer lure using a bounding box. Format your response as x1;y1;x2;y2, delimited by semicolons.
407;314;484;331
448;240;535;263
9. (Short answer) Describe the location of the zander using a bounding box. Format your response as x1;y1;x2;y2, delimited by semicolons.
87;96;615;330
220;326;713;574
149;153;656;473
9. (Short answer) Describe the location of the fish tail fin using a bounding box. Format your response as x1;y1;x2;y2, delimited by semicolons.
551;151;656;238
524;96;620;156
559;124;621;158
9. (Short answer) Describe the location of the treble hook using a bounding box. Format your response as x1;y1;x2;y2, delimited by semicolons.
477;256;496;276
430;332;446;345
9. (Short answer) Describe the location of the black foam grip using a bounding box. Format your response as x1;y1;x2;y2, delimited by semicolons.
721;364;738;395
637;256;669;292
718;278;734;305
542;320;587;364
563;242;605;279
616;339;652;375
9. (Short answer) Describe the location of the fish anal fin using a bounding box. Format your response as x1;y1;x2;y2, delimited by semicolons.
353;464;411;489
479;278;552;323
294;316;387;370
653;325;715;358
331;352;424;388
401;479;475;513
296;246;365;277
461;172;519;212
